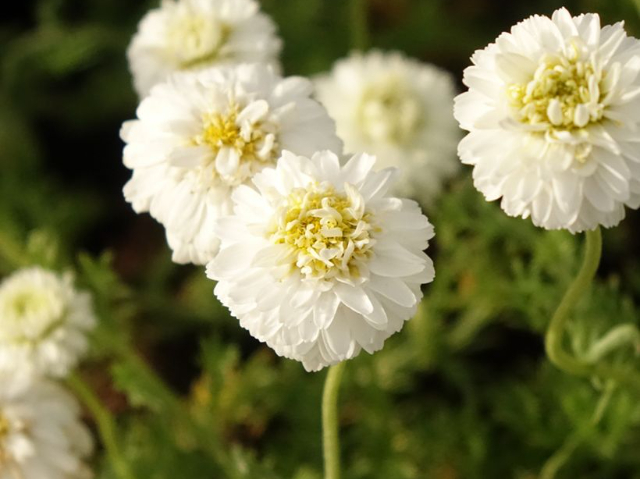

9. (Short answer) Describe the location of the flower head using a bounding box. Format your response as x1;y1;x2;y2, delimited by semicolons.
127;0;282;97
454;8;640;232
0;374;93;479
0;267;96;378
122;64;343;265
315;51;460;205
206;150;435;371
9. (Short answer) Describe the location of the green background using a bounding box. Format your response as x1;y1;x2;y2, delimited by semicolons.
1;1;640;478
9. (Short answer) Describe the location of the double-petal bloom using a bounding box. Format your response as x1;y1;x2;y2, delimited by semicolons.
455;8;640;231
207;151;435;371
122;64;343;264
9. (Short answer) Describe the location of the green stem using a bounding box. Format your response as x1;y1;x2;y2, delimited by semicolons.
67;373;135;479
545;228;602;376
350;0;370;52
539;381;615;479
323;362;346;479
544;228;640;394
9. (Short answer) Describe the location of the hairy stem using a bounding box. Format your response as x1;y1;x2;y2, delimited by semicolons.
545;228;602;376
67;373;135;479
323;362;346;479
350;0;370;52
544;228;640;394
539;381;615;479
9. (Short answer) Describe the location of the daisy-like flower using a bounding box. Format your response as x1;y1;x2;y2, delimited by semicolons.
206;150;435;371
454;8;640;232
315;50;460;206
0;267;96;378
122;64;343;265
127;0;282;97
0;374;93;479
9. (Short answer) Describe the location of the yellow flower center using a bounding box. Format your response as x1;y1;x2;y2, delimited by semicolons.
192;102;279;186
508;53;605;131
0;412;9;440
0;411;9;463
200;105;246;151
271;183;375;281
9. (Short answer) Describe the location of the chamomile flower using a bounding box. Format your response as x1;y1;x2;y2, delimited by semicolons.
206;150;435;371
315;51;460;205
0;374;93;479
127;0;282;97
454;8;640;232
0;267;96;378
122;64;343;265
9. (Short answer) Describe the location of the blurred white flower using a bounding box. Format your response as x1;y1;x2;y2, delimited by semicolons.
454;8;640;232
0;374;93;479
0;267;96;378
127;0;282;97
122;64;343;265
315;50;460;206
207;150;435;371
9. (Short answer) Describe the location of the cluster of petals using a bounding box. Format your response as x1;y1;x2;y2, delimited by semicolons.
0;267;96;379
454;8;640;232
122;64;342;265
0;373;93;479
207;151;435;371
315;50;460;206
127;0;282;97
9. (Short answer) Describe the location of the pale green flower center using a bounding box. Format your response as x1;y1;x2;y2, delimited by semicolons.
166;13;228;68
508;53;605;131
270;183;375;280
357;77;423;144
0;286;63;342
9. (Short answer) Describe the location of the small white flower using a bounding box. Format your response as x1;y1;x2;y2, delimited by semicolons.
0;374;93;479
122;64;343;265
206;150;435;371
315;50;460;205
454;8;640;232
0;267;96;378
127;0;282;97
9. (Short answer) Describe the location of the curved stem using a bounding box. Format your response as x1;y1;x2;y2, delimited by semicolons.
67;373;136;479
544;228;640;394
350;0;370;52
545;228;602;376
323;362;346;479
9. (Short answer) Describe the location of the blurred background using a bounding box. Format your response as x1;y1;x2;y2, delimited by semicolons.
1;1;640;478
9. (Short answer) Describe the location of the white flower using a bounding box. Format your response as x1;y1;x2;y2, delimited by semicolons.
127;0;282;97
0;374;93;479
454;8;640;232
314;50;460;205
0;267;96;378
122;64;343;265
206;150;435;371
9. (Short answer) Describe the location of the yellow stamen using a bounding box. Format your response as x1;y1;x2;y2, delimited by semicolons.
508;54;604;131
271;183;375;280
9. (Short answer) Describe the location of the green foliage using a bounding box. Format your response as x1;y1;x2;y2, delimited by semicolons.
1;1;640;479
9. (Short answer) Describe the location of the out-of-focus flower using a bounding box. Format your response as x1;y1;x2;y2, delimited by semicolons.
0;267;96;378
127;0;282;97
315;50;460;206
0;374;93;479
454;8;640;232
122;64;343;265
207;150;435;371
